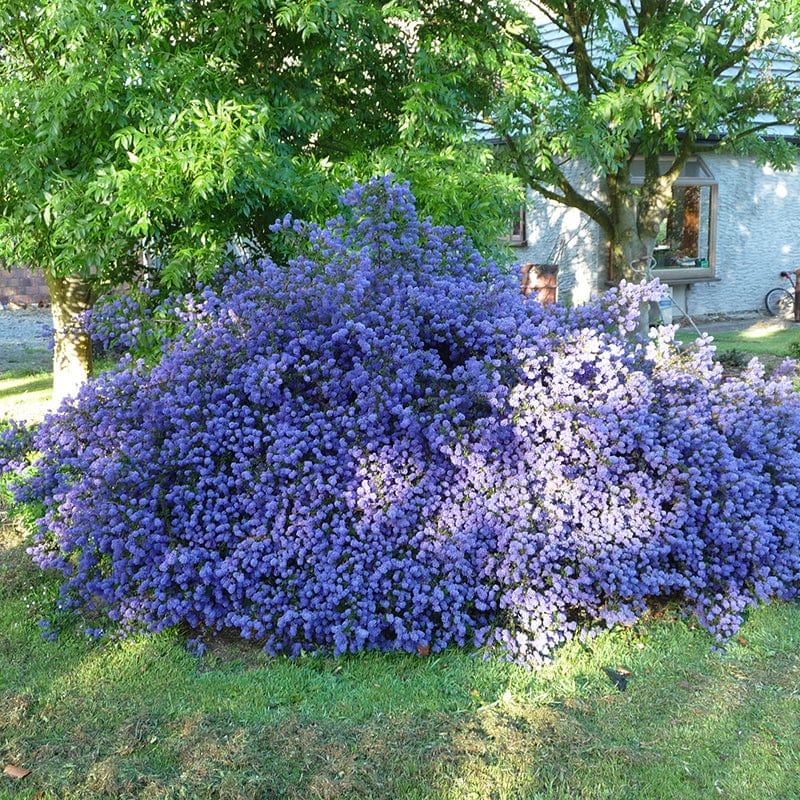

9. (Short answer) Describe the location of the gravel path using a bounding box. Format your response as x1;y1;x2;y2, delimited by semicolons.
0;308;53;373
0;307;53;343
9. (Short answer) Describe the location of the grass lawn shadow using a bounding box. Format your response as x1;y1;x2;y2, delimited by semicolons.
0;373;52;399
2;508;800;800
0;344;52;376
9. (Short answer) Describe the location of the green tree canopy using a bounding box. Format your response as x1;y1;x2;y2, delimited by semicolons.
0;0;520;400
407;0;800;279
1;0;412;284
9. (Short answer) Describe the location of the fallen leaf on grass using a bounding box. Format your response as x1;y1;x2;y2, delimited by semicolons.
4;765;31;780
615;666;632;677
736;636;748;647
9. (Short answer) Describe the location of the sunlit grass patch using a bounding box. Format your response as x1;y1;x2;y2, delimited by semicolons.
0;373;51;397
0;369;52;423
676;326;800;357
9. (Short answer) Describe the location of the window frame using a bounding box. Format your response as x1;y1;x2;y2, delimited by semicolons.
631;155;718;283
507;205;527;247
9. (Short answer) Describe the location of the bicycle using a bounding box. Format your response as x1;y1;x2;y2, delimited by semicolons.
764;271;796;319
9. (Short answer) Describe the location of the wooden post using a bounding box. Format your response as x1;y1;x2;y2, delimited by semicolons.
794;269;800;323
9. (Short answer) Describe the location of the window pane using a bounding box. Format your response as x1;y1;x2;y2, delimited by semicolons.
653;185;712;268
508;206;526;246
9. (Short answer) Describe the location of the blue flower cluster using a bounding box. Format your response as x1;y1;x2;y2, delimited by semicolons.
18;178;800;664
86;286;208;364
0;419;35;477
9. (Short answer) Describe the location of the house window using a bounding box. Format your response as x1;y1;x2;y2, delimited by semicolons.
508;205;527;246
631;155;717;281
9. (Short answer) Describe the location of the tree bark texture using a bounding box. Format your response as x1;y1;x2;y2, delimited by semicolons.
45;273;94;406
607;171;650;284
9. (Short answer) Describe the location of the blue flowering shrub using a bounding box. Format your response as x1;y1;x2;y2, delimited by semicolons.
17;178;800;664
86;285;210;366
0;419;35;475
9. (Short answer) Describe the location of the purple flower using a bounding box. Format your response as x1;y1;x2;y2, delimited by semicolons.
16;177;800;665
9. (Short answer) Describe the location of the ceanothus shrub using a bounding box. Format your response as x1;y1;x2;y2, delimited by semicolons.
0;419;34;473
18;177;800;664
86;285;213;365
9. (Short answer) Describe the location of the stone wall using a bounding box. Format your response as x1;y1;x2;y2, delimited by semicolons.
0;266;50;307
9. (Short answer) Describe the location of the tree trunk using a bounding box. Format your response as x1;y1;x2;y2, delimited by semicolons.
606;171;654;334
46;273;95;406
606;158;689;333
607;170;652;283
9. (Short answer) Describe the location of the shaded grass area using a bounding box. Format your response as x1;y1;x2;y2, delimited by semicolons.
2;517;799;800
0;344;52;377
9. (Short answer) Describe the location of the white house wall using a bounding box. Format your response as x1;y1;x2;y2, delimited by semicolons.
685;154;800;317
518;154;800;318
515;161;607;308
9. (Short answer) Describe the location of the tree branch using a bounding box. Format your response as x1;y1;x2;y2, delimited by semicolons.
722;118;798;142
17;26;45;81
530;0;613;95
503;134;613;236
482;4;574;95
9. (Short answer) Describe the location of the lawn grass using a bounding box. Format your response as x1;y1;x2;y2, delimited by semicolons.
0;346;52;376
0;369;53;424
675;326;800;358
2;515;799;800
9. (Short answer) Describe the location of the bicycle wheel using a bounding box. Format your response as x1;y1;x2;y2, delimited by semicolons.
765;288;795;319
